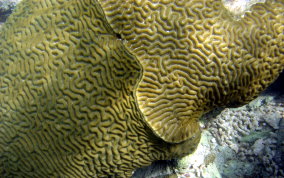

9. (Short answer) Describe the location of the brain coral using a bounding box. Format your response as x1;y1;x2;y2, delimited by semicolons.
0;0;283;177
100;0;284;143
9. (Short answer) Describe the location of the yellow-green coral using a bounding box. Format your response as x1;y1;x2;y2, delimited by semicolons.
0;0;199;177
0;0;283;177
100;0;284;143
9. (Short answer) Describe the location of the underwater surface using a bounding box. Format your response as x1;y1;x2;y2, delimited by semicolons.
0;0;283;177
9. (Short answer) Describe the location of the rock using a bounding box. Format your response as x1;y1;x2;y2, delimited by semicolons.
262;114;282;129
252;139;265;155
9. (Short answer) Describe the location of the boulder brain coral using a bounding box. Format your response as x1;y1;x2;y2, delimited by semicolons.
0;0;283;177
99;0;284;143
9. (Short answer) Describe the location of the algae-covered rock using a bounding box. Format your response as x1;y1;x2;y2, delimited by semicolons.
240;131;271;143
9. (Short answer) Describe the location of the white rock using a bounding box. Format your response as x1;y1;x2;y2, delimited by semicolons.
263;116;281;129
252;139;265;155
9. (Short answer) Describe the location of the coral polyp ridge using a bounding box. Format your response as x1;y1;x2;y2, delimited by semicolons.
0;0;283;177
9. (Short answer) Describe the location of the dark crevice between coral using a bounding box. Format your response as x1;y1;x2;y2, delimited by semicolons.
264;71;284;95
0;3;15;23
0;9;12;22
132;159;178;178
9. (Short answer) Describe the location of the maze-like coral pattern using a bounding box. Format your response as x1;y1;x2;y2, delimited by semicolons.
99;0;284;143
0;0;185;177
0;0;283;176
